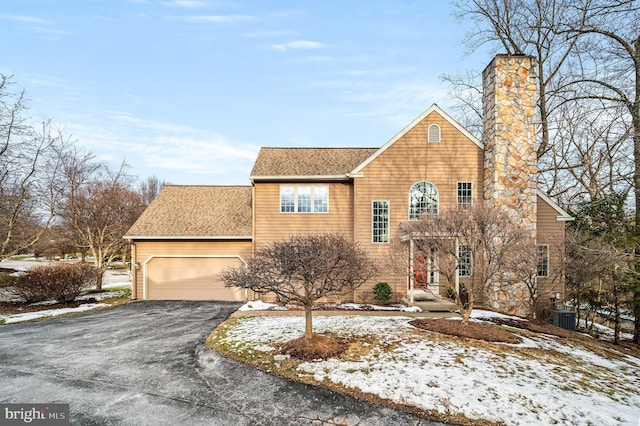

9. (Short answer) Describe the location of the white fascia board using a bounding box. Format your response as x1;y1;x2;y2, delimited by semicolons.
124;235;253;240
536;190;574;221
249;175;350;181
350;104;482;175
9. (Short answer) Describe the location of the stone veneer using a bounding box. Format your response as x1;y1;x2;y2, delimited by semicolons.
482;54;538;231
482;55;538;316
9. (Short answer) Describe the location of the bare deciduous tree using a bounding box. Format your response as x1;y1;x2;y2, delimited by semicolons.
401;203;531;324
139;175;166;206
0;75;66;259
449;0;640;342
451;0;582;159
222;233;378;340
510;235;566;319
61;164;146;289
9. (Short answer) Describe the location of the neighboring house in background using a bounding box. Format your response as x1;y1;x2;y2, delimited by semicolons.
125;55;572;314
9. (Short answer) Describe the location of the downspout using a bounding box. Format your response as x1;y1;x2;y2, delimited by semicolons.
130;240;137;299
455;237;460;295
409;238;415;304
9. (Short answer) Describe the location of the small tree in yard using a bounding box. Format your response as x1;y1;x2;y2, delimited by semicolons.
401;202;531;324
222;233;379;341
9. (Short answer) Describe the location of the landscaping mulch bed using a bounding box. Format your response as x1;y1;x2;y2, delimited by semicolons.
281;334;347;360
410;316;640;358
410;318;523;343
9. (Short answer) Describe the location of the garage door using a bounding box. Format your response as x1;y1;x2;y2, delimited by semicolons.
145;256;246;301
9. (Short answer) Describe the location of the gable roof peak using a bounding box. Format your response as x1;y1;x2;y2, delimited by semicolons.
351;104;482;175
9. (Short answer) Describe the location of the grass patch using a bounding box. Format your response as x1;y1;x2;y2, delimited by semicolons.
8;255;32;260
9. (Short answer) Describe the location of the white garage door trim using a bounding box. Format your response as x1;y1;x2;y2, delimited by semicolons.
142;254;248;300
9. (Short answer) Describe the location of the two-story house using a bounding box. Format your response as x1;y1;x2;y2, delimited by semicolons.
125;55;572;314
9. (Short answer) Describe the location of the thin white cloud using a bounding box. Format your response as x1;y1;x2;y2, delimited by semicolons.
0;13;48;24
338;82;450;127
173;14;253;23
31;27;72;36
289;56;332;63
61;112;259;184
269;40;328;51
241;29;297;39
162;0;207;8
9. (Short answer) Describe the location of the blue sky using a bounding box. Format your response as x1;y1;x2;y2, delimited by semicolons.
1;0;490;185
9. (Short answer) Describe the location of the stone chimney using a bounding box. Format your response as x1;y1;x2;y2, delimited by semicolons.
482;55;537;232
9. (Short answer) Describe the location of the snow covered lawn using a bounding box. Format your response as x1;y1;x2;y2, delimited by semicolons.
210;312;640;426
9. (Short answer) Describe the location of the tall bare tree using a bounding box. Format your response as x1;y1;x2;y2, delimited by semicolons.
0;75;66;259
557;0;640;342
450;0;582;159
450;0;640;342
61;164;146;289
222;233;378;341
139;175;166;206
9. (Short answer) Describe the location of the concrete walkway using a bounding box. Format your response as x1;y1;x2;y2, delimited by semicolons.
231;308;460;319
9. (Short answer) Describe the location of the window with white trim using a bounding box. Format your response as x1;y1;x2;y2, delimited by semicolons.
536;245;549;277
457;182;472;206
280;185;329;213
458;244;471;277
409;181;438;219
372;201;389;243
428;124;441;143
280;186;295;213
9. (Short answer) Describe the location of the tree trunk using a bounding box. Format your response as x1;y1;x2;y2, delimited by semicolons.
632;36;640;345
633;286;640;344
304;305;313;341
614;298;621;345
458;292;472;324
96;267;106;291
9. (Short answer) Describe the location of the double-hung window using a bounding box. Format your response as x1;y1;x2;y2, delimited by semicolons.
458;244;471;277
536;245;549;277
457;182;472;207
280;185;329;213
372;201;389;243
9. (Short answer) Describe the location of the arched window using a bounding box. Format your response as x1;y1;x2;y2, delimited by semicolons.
427;124;441;143
409;181;438;219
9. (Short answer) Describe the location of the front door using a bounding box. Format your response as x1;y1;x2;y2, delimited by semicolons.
411;247;439;294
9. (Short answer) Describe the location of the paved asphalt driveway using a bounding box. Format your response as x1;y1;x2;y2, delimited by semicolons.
0;301;446;425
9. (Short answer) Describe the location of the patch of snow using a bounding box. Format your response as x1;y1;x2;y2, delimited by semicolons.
238;300;287;311
470;309;527;321
578;319;634;341
220;315;640;426
1;303;109;324
400;306;422;313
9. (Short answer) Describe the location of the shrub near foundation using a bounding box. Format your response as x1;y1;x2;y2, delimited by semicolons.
373;282;392;305
9;263;99;303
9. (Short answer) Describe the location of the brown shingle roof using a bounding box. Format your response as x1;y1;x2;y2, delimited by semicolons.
250;147;378;177
125;185;252;238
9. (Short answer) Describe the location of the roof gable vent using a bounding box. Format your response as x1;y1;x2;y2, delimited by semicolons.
428;124;440;143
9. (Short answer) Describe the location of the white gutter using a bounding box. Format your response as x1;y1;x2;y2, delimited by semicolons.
124;235;252;240
249;174;350;181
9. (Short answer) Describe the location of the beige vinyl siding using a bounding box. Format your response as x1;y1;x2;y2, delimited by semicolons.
536;196;567;299
253;182;354;248
132;240;252;300
353;111;484;298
